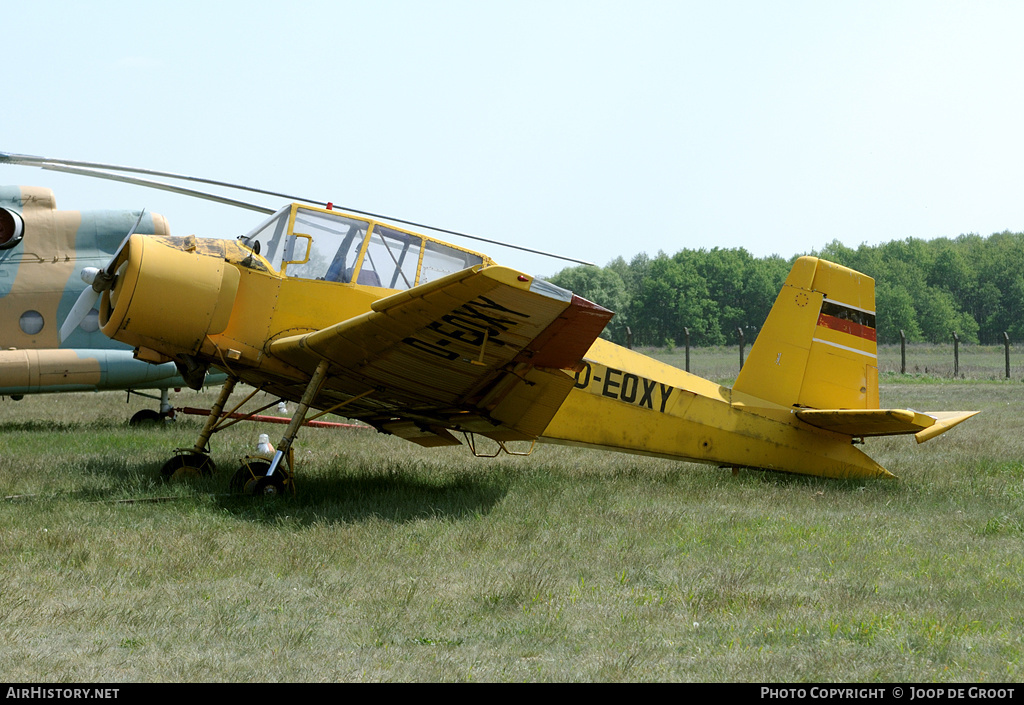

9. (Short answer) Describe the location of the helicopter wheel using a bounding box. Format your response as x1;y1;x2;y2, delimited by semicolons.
160;453;216;481
129;409;164;427
230;459;290;496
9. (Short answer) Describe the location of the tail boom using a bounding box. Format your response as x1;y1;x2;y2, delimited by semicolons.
540;339;893;480
539;255;977;479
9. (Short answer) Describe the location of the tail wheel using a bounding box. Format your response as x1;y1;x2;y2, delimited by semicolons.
160;453;215;481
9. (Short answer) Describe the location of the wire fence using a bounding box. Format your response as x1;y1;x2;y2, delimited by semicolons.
641;339;1024;383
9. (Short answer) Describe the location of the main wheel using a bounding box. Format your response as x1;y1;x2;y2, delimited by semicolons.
160;453;216;481
254;475;286;496
230;460;271;494
230;459;289;496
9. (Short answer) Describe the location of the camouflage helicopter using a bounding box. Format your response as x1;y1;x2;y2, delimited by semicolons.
0;185;226;423
0;151;977;494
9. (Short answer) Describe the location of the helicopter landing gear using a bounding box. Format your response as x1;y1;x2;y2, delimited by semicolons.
128;388;176;426
130;408;163;426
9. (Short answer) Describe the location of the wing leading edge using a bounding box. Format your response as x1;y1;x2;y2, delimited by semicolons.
269;265;613;445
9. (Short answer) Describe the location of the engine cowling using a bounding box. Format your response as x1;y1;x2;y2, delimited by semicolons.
100;234;240;357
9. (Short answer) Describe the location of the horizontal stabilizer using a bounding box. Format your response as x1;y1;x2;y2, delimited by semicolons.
912;410;980;443
796;408;978;442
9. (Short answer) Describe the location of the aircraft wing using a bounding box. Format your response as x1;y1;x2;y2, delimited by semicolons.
268;265;613;445
795;408;979;443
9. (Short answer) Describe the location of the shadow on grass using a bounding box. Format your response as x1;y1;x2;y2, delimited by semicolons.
54;453;900;525
63;454;508;525
213;470;508;525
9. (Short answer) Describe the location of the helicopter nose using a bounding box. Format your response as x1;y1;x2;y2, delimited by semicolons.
100;234;240;357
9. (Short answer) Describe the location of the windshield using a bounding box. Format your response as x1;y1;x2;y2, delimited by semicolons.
252;204;487;288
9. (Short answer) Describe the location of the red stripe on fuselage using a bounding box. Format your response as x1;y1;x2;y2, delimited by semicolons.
817;313;877;342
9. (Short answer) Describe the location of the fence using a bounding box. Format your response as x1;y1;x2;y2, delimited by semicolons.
630;328;1024;383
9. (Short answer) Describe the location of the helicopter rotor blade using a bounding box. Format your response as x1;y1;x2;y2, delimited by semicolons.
0;151;594;266
37;164;275;215
0;151;310;205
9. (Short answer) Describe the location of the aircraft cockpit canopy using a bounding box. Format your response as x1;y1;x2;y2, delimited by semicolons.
245;204;487;290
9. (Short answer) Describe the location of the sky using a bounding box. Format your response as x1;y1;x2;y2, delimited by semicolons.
6;0;1024;276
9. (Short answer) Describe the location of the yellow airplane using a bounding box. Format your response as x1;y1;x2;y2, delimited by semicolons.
0;152;977;492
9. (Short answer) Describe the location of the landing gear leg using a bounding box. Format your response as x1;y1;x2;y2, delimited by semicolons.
188;376;238;456
159;388;174;419
159;376;237;480
262;360;330;494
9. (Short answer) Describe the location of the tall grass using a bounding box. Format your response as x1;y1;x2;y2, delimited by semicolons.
0;374;1021;682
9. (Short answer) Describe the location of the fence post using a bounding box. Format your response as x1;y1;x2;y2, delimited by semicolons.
953;332;960;378
1005;331;1011;379
737;327;745;371
900;329;906;374
626;326;633;351
684;327;690;373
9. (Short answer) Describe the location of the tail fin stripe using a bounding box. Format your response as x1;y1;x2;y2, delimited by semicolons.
811;337;878;359
816;313;878;342
820;300;876;328
821;297;875;318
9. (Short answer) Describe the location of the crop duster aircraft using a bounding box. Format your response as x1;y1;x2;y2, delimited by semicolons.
0;184;226;423
0;151;977;493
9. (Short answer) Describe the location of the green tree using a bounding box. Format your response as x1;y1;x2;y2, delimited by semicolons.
915;287;979;344
875;281;922;343
632;254;722;346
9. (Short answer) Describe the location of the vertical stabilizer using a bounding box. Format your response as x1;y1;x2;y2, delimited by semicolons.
733;257;878;410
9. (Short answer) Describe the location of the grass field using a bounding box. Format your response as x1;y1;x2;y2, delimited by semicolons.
1;355;1023;682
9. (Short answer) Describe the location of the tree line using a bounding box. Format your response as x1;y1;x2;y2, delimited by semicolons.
544;231;1024;347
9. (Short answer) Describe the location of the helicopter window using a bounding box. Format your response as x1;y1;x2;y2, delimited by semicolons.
19;310;44;335
280;209;369;281
359;226;422;290
0;208;25;250
418;241;484;285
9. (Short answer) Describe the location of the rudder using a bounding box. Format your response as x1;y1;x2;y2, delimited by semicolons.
733;256;878;410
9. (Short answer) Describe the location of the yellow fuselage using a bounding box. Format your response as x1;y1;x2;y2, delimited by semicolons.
99;234;892;480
